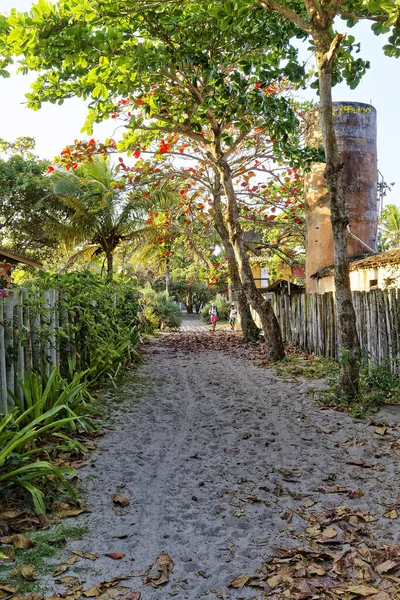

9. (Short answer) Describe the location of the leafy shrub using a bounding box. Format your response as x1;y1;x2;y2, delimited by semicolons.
22;271;142;386
9;366;96;431
359;360;400;406
201;296;230;323
140;284;182;332
0;407;78;513
316;358;400;417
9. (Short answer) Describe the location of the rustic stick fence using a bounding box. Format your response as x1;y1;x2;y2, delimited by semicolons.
0;288;68;415
252;289;400;373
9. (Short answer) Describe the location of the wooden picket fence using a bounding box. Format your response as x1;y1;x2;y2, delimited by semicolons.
252;289;400;373
0;288;68;415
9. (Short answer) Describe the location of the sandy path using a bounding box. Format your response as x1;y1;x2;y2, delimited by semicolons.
43;329;400;599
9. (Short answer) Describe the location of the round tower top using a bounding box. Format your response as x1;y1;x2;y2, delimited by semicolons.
332;102;376;142
305;101;376;146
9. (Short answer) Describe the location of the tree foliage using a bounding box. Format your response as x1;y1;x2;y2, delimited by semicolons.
0;146;56;260
48;157;146;276
379;204;400;250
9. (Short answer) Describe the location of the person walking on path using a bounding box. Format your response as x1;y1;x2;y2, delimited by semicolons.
209;303;218;332
229;303;237;330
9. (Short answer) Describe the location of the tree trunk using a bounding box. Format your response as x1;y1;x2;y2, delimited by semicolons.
165;256;170;297
217;160;284;360
186;291;193;314
212;180;259;342
106;252;113;278
316;36;360;398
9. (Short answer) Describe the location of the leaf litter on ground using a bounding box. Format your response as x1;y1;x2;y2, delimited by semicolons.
111;495;129;508
229;502;400;599
142;552;174;588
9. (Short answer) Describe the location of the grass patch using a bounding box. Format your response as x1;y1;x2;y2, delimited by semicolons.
1;523;88;594
276;353;400;418
317;360;400;417
275;354;339;380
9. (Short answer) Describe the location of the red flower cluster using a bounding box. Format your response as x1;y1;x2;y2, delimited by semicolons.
159;140;170;153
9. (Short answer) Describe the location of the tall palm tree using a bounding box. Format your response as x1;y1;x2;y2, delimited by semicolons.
379;204;400;251
48;157;142;277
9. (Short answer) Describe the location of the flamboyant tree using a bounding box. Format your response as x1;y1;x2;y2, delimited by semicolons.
54;101;312;341
124;185;218;295
0;0;321;360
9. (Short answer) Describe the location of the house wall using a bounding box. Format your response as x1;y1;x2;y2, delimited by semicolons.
315;264;400;293
251;264;262;289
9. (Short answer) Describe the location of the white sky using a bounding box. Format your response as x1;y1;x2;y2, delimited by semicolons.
1;0;399;206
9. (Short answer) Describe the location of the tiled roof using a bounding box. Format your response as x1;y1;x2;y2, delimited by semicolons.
311;248;400;279
0;248;43;269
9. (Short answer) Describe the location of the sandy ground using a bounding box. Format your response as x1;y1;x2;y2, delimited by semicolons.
40;317;400;599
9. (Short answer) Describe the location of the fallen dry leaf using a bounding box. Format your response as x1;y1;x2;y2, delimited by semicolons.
376;560;397;574
53;564;69;577
0;586;16;594
72;550;99;560
97;587;131;600
82;586;130;600
348;489;365;499
346;583;379;595
2;534;36;550
111;494;129;508
229;574;251;589
321;527;338;539
82;586;101;598
375;426;387;435
318;486;349;494
13;564;39;581
306;525;321;537
53;551;88;576
104;553;125;560
143;552;174;588
82;576;133;597
302;499;315;508
21;594;42;600
55;576;81;587
118;594;141;600
384;509;398;519
52;502;88;519
345;460;376;468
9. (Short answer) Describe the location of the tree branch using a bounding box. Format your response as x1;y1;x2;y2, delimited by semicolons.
323;33;345;70
339;9;388;22
257;0;313;33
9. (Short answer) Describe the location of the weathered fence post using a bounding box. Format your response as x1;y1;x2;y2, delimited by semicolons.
0;300;8;414
14;288;25;405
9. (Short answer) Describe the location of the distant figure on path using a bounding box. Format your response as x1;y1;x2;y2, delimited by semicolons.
229;304;237;330
209;303;218;332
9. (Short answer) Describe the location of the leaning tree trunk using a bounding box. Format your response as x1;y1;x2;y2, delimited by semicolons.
316;34;360;398
217;159;284;361
212;183;259;341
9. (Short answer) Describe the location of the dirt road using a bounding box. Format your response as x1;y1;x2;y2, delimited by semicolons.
43;327;400;599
